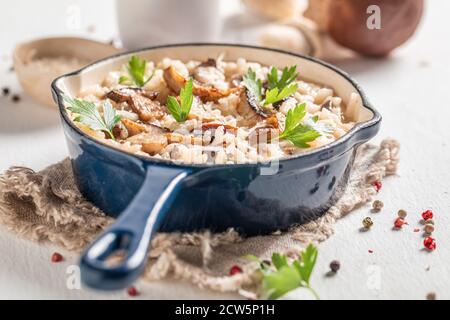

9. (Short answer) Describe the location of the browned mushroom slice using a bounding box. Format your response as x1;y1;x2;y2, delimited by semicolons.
236;90;265;127
163;66;239;102
198;58;216;68
129;94;166;122
121;118;148;137
106;88;166;122
201;123;238;134
265;114;279;129
126;131;168;155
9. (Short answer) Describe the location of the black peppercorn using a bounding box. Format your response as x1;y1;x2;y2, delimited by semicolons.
330;260;340;273
12;94;21;103
2;87;9;96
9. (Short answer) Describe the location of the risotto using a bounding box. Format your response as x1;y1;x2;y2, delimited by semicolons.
64;55;355;165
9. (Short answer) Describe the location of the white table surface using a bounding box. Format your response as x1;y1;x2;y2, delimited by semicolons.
0;0;448;300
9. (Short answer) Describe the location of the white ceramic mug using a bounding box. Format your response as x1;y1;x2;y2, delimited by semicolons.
117;0;221;49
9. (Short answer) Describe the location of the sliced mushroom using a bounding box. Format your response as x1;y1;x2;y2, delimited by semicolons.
320;100;332;111
236;90;265;127
201;122;238;134
106;88;166;122
265;114;279;129
198;58;216;68
163;66;238;102
121;118;149;137
126;132;168;155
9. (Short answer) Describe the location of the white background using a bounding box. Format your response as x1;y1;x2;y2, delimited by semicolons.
0;0;448;299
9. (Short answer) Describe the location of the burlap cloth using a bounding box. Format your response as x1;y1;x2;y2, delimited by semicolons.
0;139;399;296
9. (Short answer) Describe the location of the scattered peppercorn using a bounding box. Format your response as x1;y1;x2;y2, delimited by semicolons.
424;237;436;251
229;265;243;276
424;224;435;234
2;87;10;96
51;252;63;263
12;94;21;103
394;217;407;229
426;292;436;300
397;209;407;219
127;286;139;297
422;210;433;221
373;181;382;192
362;217;374;229
368;249;373;253
329;260;340;273
414;228;420;232
372;200;383;212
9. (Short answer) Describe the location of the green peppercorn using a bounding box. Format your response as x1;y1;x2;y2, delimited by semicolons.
397;209;407;219
424;224;435;234
362;217;374;229
372;200;384;212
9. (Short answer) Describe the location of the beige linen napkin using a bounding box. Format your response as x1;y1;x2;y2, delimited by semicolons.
0;139;399;294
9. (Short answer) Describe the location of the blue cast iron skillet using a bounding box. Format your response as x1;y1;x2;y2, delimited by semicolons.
51;43;381;291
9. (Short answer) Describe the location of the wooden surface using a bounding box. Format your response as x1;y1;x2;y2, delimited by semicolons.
0;0;448;299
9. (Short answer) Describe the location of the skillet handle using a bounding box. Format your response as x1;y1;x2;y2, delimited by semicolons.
80;166;190;290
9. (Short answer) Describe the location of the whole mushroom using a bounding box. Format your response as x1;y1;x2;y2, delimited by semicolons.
306;0;424;57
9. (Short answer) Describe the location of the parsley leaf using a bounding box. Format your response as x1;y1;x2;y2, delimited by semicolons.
264;84;298;106
120;55;154;87
166;78;194;122
295;243;318;285
279;103;321;148
264;66;298;106
243;66;299;108
253;244;319;300
267;66;298;91
64;96;121;140
263;265;303;300
243;68;263;103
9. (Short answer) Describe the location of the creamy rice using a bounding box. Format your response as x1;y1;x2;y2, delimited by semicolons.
67;55;355;165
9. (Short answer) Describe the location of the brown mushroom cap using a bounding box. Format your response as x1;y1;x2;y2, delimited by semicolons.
327;0;424;57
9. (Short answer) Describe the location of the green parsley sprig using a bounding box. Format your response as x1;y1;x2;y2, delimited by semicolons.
267;66;298;91
166;78;194;122
64;96;121;140
119;55;154;87
247;244;319;300
243;68;263;103
279;103;321;148
243;66;299;107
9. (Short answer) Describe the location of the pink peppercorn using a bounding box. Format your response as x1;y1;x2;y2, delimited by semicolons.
424;237;436;251
229;265;243;275
127;286;139;297
394;218;407;229
373;181;382;192
51;252;63;263
422;210;433;221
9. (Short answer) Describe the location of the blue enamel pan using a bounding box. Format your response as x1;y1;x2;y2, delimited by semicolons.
51;44;381;291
